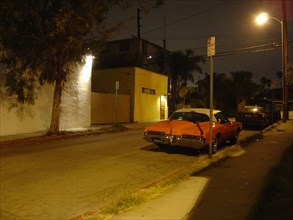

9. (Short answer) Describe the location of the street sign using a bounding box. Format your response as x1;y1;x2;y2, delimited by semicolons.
207;36;215;57
115;81;119;123
115;81;119;91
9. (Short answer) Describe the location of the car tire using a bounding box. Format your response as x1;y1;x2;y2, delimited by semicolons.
212;137;219;154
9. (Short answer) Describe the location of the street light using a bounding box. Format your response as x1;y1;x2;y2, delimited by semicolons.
255;12;288;122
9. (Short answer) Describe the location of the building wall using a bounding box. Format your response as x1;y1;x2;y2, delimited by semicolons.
92;67;135;122
59;56;92;130
92;67;168;123
134;67;168;122
92;67;135;95
0;82;54;136
91;93;130;124
0;56;93;137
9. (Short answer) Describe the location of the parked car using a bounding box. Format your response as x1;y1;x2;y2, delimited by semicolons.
143;108;242;154
235;105;270;128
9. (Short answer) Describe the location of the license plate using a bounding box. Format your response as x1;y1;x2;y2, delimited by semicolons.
153;138;163;143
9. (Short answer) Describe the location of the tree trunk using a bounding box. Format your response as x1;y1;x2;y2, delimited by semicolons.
47;78;63;135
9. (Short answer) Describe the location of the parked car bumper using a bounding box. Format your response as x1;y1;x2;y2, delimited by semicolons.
143;132;206;149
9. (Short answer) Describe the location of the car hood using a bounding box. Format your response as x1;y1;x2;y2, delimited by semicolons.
144;120;208;136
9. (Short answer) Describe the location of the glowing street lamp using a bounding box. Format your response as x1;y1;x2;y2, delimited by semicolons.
255;12;288;122
256;12;269;25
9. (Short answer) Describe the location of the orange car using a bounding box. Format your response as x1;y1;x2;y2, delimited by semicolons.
144;108;242;153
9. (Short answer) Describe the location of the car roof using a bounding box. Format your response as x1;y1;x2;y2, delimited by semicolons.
174;108;221;116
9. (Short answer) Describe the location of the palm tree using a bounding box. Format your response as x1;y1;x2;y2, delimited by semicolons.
260;76;272;92
231;71;261;111
169;50;204;112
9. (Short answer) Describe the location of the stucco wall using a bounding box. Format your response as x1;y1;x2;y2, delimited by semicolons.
0;57;93;137
92;67;168;123
91;93;130;124
134;67;168;122
59;57;92;131
0;83;54;136
92;67;135;95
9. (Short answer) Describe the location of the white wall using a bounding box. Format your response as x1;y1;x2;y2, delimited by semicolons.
0;57;93;137
60;56;92;131
0;83;54;136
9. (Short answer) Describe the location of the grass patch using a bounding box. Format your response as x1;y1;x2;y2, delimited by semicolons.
248;143;293;220
82;172;191;220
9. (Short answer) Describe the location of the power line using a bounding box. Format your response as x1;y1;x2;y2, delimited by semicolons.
141;0;231;35
199;42;293;58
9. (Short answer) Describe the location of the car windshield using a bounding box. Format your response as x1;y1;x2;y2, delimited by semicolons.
170;112;210;123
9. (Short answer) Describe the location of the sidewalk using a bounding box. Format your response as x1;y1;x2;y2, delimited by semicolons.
108;120;293;220
0;122;153;146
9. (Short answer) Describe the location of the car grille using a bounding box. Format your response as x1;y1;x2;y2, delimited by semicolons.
182;134;199;139
147;131;165;136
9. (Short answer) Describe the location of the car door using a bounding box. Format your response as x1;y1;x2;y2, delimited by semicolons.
215;112;235;141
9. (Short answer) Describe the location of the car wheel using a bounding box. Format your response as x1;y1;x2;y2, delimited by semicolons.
230;130;239;145
212;137;219;154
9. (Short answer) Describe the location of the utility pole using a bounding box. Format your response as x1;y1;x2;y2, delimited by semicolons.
207;36;215;159
163;15;167;74
137;8;141;38
281;0;288;122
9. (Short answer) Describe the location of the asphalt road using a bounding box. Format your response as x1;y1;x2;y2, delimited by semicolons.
0;129;263;220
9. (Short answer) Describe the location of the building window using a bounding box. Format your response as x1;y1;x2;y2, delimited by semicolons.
142;87;155;95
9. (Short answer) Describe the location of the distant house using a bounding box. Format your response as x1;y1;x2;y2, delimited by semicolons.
96;38;170;75
91;38;170;124
91;67;168;124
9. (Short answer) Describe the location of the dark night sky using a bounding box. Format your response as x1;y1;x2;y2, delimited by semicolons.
107;0;293;86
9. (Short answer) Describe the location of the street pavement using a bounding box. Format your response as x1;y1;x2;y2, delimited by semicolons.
109;120;293;220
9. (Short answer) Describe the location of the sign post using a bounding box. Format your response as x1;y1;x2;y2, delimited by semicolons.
115;81;119;124
207;36;215;158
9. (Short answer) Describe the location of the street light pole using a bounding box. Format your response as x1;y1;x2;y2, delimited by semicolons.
280;18;288;123
256;12;288;122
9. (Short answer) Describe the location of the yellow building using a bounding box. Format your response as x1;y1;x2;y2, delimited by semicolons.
91;67;168;124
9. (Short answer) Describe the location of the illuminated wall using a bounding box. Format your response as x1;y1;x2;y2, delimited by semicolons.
133;67;168;122
91;67;168;123
0;82;54;137
0;56;93;137
60;56;93;130
91;93;130;124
